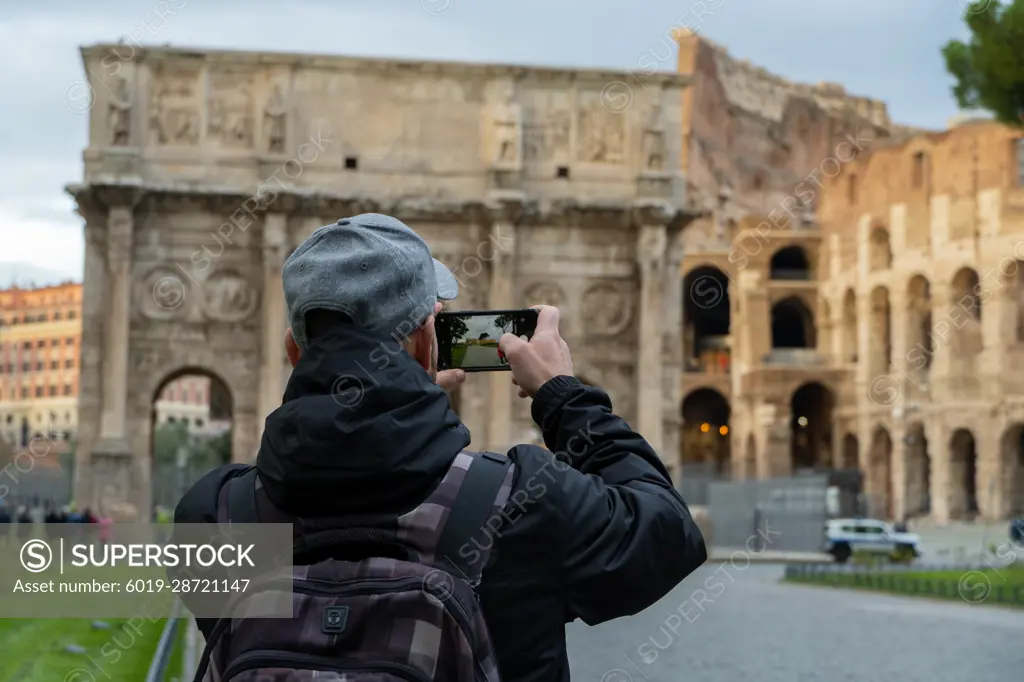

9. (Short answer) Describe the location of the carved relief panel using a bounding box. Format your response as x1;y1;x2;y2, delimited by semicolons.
148;66;201;146
580;282;633;336
489;83;522;166
577;90;626;164
202;270;260;322
522;281;566;308
522;89;572;163
263;84;290;154
107;76;133;146
138;266;189;320
207;69;255;149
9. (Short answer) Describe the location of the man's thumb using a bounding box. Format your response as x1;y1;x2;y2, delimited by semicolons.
498;333;527;357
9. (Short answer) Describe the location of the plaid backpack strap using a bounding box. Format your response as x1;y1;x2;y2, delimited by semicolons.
434;451;514;586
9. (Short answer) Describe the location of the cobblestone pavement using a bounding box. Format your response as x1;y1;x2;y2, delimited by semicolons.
566;564;1023;681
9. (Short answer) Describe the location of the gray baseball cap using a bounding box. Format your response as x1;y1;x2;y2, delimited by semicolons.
282;213;459;349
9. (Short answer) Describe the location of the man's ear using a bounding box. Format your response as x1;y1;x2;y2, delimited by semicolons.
285;328;301;367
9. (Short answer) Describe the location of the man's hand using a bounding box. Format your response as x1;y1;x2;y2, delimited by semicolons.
498;305;573;398
436;369;466;394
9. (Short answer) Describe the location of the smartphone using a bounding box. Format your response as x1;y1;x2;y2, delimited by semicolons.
436;309;539;372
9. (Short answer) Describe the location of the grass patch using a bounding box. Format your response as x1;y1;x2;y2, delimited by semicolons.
0;618;168;681
784;565;1024;609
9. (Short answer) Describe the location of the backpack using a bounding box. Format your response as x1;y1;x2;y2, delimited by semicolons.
191;450;515;682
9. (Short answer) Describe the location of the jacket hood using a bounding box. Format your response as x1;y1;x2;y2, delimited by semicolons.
256;324;470;517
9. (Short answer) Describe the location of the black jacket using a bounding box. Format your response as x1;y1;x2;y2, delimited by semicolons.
174;326;706;682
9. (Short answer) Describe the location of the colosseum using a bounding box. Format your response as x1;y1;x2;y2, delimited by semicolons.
674;32;1024;523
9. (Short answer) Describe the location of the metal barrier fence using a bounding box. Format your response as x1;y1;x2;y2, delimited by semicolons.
145;601;183;682
709;475;830;553
677;462;727;507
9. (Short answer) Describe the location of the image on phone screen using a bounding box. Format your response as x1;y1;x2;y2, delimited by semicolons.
436;309;538;372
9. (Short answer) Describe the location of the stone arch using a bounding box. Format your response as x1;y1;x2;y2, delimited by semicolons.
869;426;894;519
681;387;731;474
841;432;859;470
149;367;235;513
841;288;857;363
998;423;1024;518
903;422;930;518
771;297;815;349
683;266;730;373
769;245;812;281
949;428;979;519
950;267;982;358
790;382;834;470
868;286;891;376
869;226;892;271
906;275;933;373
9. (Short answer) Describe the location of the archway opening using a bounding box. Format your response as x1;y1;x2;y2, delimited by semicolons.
949;428;979;519
999;424;1024;517
904;422;930;519
151;369;234;517
683;267;731;373
769;246;811;281
950;268;982;359
906;275;933;374
841;433;859;470
771;297;815;349
869;426;894;519
790;382;834;471
869;227;892;271
842;289;857;363
680;388;731;474
869;286;891;376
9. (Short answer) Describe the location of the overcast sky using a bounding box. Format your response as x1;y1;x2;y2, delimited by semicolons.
0;0;975;285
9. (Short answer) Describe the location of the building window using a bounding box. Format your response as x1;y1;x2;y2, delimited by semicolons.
35;340;44;348
53;311;62;321
20;388;27;399
50;360;58;370
35;362;42;371
21;363;29;372
64;384;72;396
48;386;56;397
34;386;43;398
66;337;74;345
68;310;77;320
912;151;927;188
21;342;29;351
65;359;74;369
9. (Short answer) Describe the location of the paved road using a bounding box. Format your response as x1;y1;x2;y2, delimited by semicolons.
566;564;1023;681
462;344;505;369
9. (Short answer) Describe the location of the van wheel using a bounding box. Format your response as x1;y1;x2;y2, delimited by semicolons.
831;543;851;564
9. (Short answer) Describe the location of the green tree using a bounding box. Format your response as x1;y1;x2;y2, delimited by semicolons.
493;313;515;333
445;315;470;342
153;421;190;465
943;0;1024;126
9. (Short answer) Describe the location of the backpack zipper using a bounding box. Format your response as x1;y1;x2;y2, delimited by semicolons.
222;650;429;682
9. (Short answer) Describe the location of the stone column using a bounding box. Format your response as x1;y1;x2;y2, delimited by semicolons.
926;419;950;523
485;201;519;453
661;222;685;481
98;206;134;444
91;197;140;519
257;213;288;448
634;215;669;455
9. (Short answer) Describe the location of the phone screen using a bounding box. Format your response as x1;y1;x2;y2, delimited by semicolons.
436;309;539;372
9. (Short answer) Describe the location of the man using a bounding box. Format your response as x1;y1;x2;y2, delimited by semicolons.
174;213;706;682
